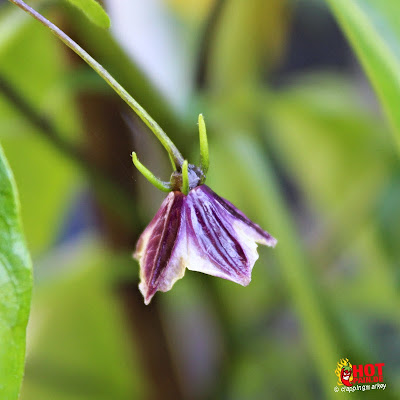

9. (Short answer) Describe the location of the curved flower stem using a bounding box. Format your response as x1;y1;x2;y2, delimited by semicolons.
198;113;209;177
181;160;189;195
8;0;185;169
132;152;171;192
168;153;177;171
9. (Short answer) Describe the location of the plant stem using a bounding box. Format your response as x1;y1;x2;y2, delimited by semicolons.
167;153;177;171
8;0;185;168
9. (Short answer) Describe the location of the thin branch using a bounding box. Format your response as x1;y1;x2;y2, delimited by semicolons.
8;0;185;168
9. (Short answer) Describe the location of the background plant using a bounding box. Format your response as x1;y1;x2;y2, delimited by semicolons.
0;0;399;399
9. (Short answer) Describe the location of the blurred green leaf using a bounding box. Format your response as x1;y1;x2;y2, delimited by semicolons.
264;73;400;341
376;171;400;258
0;19;81;256
0;143;32;400
63;5;189;151
65;0;110;29
325;0;400;150
340;223;399;319
208;128;340;400
0;5;29;54
208;0;290;91
266;74;393;212
20;239;146;400
230;338;315;400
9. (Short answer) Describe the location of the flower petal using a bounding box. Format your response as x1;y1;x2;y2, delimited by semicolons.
184;185;277;286
202;186;277;247
134;191;187;304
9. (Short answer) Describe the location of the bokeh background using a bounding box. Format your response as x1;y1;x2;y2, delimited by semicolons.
0;0;399;399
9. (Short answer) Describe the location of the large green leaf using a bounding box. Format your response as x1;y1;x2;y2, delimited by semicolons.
65;0;110;29
325;0;400;150
0;143;32;400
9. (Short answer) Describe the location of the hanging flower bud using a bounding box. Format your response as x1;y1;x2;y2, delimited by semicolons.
134;185;276;304
6;3;277;304
132;114;277;304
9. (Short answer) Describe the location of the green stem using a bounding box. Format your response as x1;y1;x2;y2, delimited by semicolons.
8;0;184;168
181;160;189;195
168;153;177;171
198;113;209;177
132;152;171;192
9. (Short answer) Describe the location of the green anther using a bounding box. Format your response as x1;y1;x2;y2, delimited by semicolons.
198;114;209;177
132;152;171;192
181;160;189;195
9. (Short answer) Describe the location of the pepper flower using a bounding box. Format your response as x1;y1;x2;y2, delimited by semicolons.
132;115;277;304
8;0;277;304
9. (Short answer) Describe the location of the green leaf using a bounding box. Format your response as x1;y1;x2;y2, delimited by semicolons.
325;0;400;151
65;0;110;29
0;143;33;400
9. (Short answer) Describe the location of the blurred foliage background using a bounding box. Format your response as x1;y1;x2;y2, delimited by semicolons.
0;0;400;399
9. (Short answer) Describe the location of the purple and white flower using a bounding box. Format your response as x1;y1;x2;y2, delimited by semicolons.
135;185;277;305
131;114;277;304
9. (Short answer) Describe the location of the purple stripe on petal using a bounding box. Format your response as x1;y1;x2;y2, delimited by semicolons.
188;197;247;275
134;192;173;260
200;185;277;247
183;185;277;287
134;183;277;304
145;193;185;286
134;191;187;304
185;187;252;284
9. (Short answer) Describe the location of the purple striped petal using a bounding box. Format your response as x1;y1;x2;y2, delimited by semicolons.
184;185;277;286
134;191;188;304
134;185;277;304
